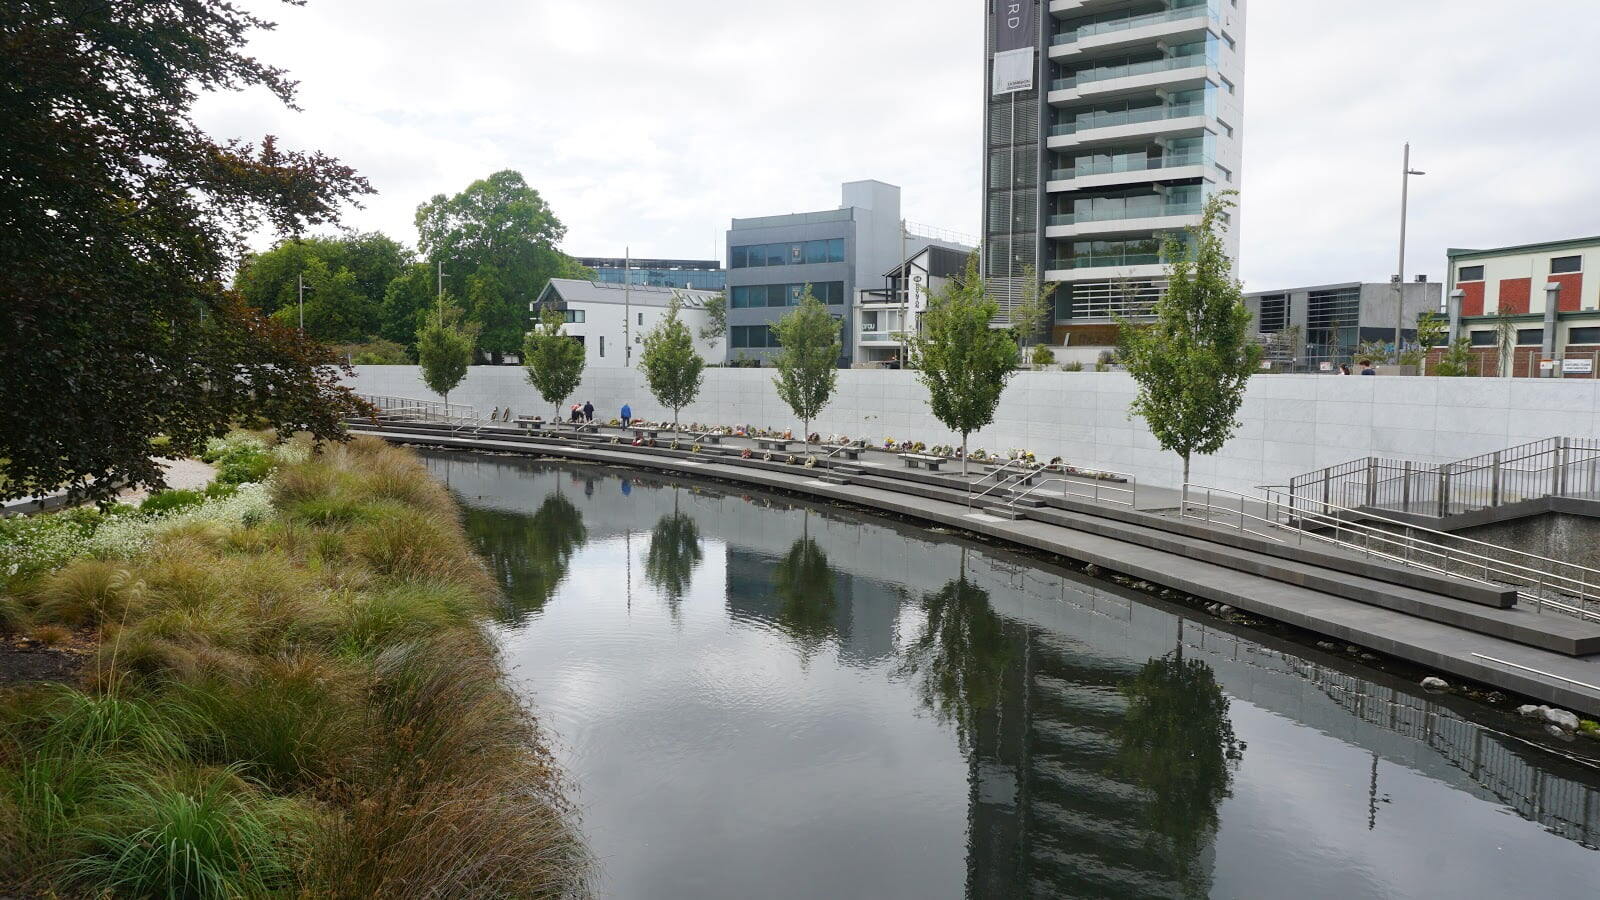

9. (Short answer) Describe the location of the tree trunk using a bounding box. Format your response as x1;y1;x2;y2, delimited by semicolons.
803;418;810;456
962;433;969;476
1181;453;1191;512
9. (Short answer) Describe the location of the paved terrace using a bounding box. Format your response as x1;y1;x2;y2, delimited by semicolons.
348;419;1600;718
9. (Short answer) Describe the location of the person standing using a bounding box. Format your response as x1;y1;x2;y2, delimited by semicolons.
583;400;594;423
1359;359;1377;376
621;402;632;428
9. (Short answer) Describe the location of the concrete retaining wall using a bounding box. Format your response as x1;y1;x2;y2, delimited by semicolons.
345;366;1600;496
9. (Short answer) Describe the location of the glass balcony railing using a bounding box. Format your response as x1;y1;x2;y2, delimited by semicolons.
1049;152;1208;180
1052;3;1216;46
1050;101;1206;136
1047;253;1165;269
1075;52;1214;85
1047;200;1204;227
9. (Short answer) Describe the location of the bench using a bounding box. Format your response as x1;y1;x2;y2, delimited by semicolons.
986;465;1037;486
830;446;863;461
686;431;724;445
631;427;661;441
514;417;545;431
754;438;793;452
899;453;946;472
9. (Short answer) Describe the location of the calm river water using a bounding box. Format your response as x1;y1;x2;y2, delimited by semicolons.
423;452;1600;899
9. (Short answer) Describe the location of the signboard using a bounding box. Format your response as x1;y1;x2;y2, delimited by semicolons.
1563;358;1594;375
1540;359;1557;373
990;1;1036;95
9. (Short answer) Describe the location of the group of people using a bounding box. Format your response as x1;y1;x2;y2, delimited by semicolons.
568;401;634;426
1336;360;1379;376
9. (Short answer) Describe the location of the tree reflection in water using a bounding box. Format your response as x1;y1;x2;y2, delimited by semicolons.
897;576;1014;751
772;536;838;656
1114;648;1243;893
646;511;703;615
463;493;587;626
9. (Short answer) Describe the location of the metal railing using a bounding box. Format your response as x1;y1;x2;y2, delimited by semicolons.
1198;482;1600;622
1010;472;1138;509
1178;484;1286;542
968;459;1039;508
358;394;482;433
1288;437;1600;520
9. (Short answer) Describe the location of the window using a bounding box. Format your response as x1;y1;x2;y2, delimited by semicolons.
1470;331;1497;347
599;335;606;357
1216;164;1232;182
1552;256;1583;274
562;309;585;324
1222;33;1236;51
1517;328;1544;346
731;325;776;349
1569;327;1600;345
638;312;644;326
1220;76;1234;94
1219;121;1233;138
730;239;848;269
1458;265;1485;281
732;281;844;308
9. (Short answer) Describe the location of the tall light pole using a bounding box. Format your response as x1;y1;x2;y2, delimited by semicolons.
297;273;305;334
1395;143;1426;361
624;246;632;367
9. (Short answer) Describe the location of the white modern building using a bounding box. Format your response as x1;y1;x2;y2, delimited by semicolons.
853;243;974;367
532;279;722;370
983;0;1247;354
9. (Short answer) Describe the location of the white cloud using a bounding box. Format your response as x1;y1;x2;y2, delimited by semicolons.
196;0;1600;288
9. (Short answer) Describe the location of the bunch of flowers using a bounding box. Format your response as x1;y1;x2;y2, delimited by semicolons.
803;456;817;469
740;448;753;460
883;438;897;450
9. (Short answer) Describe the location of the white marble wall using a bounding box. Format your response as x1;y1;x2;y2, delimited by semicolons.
347;366;1600;496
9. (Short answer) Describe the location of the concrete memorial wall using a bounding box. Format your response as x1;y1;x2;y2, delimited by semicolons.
346;366;1600;497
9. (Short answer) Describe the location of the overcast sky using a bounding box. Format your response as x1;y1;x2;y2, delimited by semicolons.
196;0;1600;290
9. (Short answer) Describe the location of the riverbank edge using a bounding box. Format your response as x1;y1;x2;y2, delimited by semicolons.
0;437;592;896
356;426;1600;728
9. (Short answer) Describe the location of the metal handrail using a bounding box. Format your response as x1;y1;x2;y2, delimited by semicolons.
1246;483;1600;621
969;470;1038;508
1178;484;1286;542
1010;474;1137;509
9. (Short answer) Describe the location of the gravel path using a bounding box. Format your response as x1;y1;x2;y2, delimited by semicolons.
115;457;216;504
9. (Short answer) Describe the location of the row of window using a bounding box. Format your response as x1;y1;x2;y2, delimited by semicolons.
1468;327;1600;346
730;239;846;269
1459;256;1583;282
731;281;845;308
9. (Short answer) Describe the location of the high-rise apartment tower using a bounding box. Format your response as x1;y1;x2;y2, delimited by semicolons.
983;0;1246;355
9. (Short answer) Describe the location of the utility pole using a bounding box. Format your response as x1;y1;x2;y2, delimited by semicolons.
297;273;305;334
624;246;632;367
1395;143;1426;362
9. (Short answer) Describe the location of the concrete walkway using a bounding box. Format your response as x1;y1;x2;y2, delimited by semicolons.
353;422;1600;718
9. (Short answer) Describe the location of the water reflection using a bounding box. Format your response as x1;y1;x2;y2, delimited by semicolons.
422;454;1600;900
463;491;586;626
645;498;703;614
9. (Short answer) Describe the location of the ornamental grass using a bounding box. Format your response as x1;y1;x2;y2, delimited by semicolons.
0;436;591;898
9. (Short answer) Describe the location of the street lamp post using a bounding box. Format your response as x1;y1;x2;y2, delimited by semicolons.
1395;142;1426;362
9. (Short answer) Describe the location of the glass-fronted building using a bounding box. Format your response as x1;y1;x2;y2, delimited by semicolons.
576;257;725;292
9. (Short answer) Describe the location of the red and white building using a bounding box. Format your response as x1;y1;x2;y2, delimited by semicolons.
1447;236;1600;377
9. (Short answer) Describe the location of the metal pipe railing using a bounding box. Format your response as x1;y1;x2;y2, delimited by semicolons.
1010;472;1138;509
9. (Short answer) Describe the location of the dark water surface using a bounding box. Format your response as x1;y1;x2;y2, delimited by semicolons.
423;452;1600;899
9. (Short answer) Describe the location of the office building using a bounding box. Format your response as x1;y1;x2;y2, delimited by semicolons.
1244;281;1441;372
854;243;974;367
725;180;907;366
983;0;1247;354
533;279;721;370
576;257;726;292
1446;236;1600;376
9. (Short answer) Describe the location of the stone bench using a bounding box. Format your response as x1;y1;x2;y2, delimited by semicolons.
686;431;724;445
900;453;946;472
986;465;1038;486
514;417;545;431
831;446;863;461
754;438;793;452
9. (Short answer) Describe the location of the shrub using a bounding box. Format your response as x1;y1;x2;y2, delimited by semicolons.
1031;344;1056;366
33;560;142;628
30;624;70;647
1063;360;1084;372
69;769;309;899
337;580;484;655
139;489;205;516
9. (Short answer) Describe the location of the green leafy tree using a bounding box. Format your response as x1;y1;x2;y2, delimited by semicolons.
523;306;587;418
236;232;409;340
416;170;578;363
911;256;1021;474
1010;263;1058;351
1;0;372;503
1118;192;1260;504
416;300;475;410
1434;336;1476;377
381;263;437;351
1113;651;1242;893
770;288;842;446
639;301;705;431
338;339;410;365
699;292;728;353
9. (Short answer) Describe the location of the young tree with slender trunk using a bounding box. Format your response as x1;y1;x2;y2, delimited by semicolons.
771;287;841;452
522;305;587;419
1010;263;1058;355
911;255;1021;475
416;298;475;412
640;301;705;432
698;292;728;355
1118;191;1260;508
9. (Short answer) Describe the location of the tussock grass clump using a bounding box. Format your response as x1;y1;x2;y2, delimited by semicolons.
0;438;591;897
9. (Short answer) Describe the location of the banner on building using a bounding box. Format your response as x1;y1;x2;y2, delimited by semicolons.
990;1;1036;95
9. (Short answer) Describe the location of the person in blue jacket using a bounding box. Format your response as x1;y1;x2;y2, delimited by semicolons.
621;403;632;427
